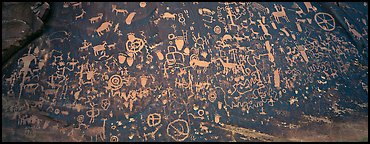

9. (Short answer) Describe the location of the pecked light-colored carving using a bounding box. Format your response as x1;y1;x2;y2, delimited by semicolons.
85;118;107;142
1;2;368;142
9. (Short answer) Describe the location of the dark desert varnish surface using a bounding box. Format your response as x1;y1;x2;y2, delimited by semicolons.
2;2;368;142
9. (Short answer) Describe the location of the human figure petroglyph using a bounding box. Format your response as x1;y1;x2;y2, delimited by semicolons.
18;51;37;77
265;41;275;63
86;102;100;124
66;58;79;71
225;6;238;30
79;40;92;50
257;20;272;39
2;2;368;142
144;124;162;141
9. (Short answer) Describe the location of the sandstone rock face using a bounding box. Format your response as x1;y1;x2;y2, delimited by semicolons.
2;2;49;66
1;2;368;142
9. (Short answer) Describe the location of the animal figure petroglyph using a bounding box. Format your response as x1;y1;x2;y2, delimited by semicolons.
71;2;82;9
108;43;117;50
75;9;86;20
198;8;215;15
95;21;113;36
93;41;107;56
222;34;233;42
85;118;107;141
41;85;58;97
161;12;177;20
303;2;317;12
89;13;103;23
272;4;290;23
112;5;128;15
349;26;363;40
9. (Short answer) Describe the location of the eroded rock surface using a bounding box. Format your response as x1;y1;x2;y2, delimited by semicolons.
2;2;49;65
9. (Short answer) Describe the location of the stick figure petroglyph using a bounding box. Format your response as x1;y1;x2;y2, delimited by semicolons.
86;102;100;124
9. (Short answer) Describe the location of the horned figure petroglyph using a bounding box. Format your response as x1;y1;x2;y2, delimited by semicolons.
249;17;256;25
75;9;86;20
303;2;317;13
112;5;128;15
250;28;259;37
85;118;107;141
216;58;238;74
89;13;103;23
93;41;107;56
108;43;117;50
272;4;290;23
343;17;363;40
95;21;113;36
295;5;305;17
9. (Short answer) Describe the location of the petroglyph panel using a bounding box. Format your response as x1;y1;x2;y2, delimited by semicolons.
2;2;368;142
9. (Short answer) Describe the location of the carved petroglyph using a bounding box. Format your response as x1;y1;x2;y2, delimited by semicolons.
272;4;290;23
112;5;128;15
161;12;177;20
167;119;190;142
89;13;103;23
2;2;368;142
75;9;86;20
95;21;113;36
85;118;107;141
126;12;136;25
314;12;335;31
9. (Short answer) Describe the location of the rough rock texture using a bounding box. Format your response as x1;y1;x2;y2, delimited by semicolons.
1;2;368;142
2;2;49;66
